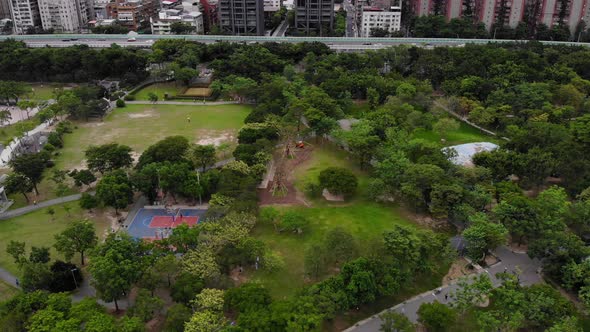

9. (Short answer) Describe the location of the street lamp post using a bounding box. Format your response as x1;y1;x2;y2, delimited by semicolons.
71;268;78;289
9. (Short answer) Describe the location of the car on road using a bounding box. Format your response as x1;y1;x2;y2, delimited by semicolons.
98;38;107;41
127;37;137;42
61;39;70;42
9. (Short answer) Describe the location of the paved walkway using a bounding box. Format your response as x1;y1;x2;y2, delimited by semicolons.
344;246;542;331
126;101;241;106
0;193;90;220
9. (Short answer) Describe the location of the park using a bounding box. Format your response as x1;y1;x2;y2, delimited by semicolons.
0;39;589;332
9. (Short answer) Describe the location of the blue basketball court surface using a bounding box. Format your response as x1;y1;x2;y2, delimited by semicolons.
127;208;207;240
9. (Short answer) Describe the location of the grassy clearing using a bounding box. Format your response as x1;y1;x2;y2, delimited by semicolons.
30;83;74;101
413;122;500;146
0;202;112;276
133;82;186;101
0;280;18;302
250;143;419;299
55;104;251;170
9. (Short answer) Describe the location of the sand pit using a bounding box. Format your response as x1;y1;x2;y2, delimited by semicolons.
196;133;234;146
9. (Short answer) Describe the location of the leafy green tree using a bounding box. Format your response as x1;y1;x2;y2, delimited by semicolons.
433;118;460;140
324;227;358;265
192;288;225;312
154;254;180;287
68;169;96;187
79;193;99;210
138;266;161;296
127;289;164;322
163;304;192;332
137;136;190;168
170;22;196;34
279;210;310;234
9;152;49;195
417;301;457;332
318;167;358;197
379;311;415;332
335;121;380;169
170;272;204;305
547;316;582;332
96;170;133;214
451;274;493;314
304;243;327;279
463;213;508;261
4;172;33;202
85;143;133;174
148;92;158;103
184;310;226;332
182;248;220;281
54;219;97;265
88;233;145;311
29;246;50;264
190;144;216;171
6;240;26;265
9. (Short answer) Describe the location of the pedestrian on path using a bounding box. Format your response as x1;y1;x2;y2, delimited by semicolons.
445;294;448;300
15;278;19;286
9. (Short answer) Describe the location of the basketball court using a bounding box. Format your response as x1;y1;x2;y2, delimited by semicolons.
126;207;207;240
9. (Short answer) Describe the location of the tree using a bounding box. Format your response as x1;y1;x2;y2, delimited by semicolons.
54;219;97;265
88;233;144;311
137;136;190;168
462;213;508;261
324;227;358;265
318;167;358;197
69;169;96;187
0;109;12;125
163;304;192;332
6;240;26;265
547;317;582;332
46;207;56;221
9;152;49;195
127;289;164;322
184;310;226;332
154;254;180;287
116;99;126;108
85;143;133;174
192;288;225;312
450;274;493;314
279;210;309;234
171;272;204;305
148;92;158;103
79;192;99;210
379;311;415;332
182;248;220;281
191;144;216;171
29;246;50;264
138;266;161;296
170;22;196;34
336;121;380;169
417;301;457;332
4;172;33;202
304;243;327;279
433;118;460;140
96;170;133;214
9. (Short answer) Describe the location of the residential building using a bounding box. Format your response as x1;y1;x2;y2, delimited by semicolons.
295;0;334;34
199;0;217;31
0;0;11;19
360;0;401;36
93;0;110;18
218;0;264;35
106;0;159;31
264;0;280;11
150;3;203;34
411;0;465;20
9;0;41;33
38;0;87;32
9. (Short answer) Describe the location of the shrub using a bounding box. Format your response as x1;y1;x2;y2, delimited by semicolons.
47;132;63;148
124;94;136;101
305;182;322;198
79;193;98;210
318;167;358;197
116;99;126;108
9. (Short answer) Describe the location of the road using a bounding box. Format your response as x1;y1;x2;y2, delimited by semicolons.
2;34;590;50
344;0;356;37
344;246;542;331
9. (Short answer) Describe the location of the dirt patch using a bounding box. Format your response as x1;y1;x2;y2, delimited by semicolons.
130;151;141;166
258;146;313;206
508;242;528;254
483;254;500;267
442;258;476;285
229;266;249;285
196;132;234;146
84;122;104;127
128;110;157;119
399;210;450;230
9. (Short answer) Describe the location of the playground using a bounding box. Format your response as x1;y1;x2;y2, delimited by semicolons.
126;207;207;240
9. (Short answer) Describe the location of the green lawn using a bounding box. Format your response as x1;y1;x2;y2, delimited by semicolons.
55;104;251;170
0;280;18;302
413;122;500;146
133;82;186;101
250;144;418;299
30;83;74;101
0;202;111;276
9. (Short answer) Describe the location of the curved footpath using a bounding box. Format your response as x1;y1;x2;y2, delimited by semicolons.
344;246;542;331
125;100;240;106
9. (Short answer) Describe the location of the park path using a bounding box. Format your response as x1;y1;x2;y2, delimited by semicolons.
344;246;542;331
126;100;240;106
0;193;89;220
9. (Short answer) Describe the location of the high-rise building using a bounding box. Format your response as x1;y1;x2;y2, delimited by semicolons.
9;0;41;33
38;0;87;32
218;0;264;35
360;0;401;37
294;0;334;35
0;0;11;19
199;0;218;32
411;0;466;20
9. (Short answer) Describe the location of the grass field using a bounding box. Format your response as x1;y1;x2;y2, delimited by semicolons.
250;144;419;299
0;202;112;276
0;280;18;302
133;82;186;101
413;122;500;146
30;83;74;101
55;104;251;170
